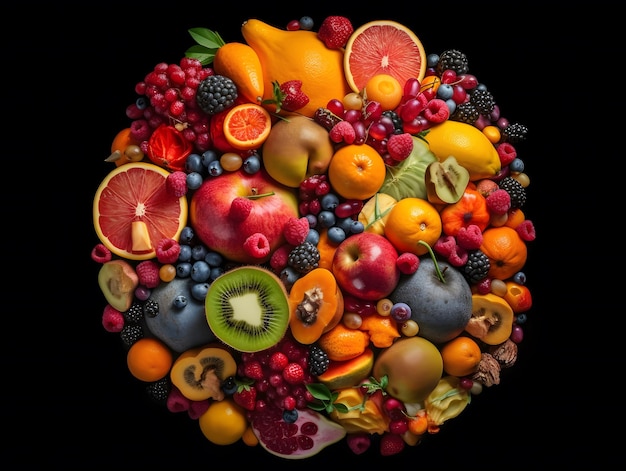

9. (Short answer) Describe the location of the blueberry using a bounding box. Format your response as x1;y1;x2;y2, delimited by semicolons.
350;220;365;234
221;376;238;395
210;266;224;281
176;262;192;278
191;260;211;282
427;53;440;68
327;226;346;244
317;210;336;228
299;16;314;30
136;96;149;110
445;99;457;115
178;245;192;262
201;149;218;167
204;251;223;267
185;153;204;173
390;302;412;322
192;244;208;261
180;227;194;244
191;282;210;301
515;313;528;324
437;83;454;100
280;266;300;291
243;154;261;174
305;213;317;228
173;295;188;309
509;158;525;173
186;171;203;190
282;408;298;423
208;160;223;176
320;193;339;211
512;271;527;285
305;228;320;245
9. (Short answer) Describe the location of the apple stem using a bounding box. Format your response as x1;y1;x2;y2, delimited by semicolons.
246;191;275;200
418;240;446;283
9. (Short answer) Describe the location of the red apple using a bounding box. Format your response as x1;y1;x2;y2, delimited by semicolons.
189;169;299;264
331;232;400;301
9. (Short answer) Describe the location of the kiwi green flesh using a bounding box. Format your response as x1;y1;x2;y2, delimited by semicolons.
205;267;290;352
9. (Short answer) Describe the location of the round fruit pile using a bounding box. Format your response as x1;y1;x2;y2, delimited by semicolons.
91;15;536;459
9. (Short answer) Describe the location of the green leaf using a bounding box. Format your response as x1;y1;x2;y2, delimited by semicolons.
334;403;350;413
184;45;213;66
306;383;332;401
188;27;225;49
308;403;326;412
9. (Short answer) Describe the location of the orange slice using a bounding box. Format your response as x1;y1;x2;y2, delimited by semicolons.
222;103;271;150
344;20;427;94
93;162;188;260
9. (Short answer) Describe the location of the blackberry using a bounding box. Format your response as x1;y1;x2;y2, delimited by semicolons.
470;89;496;116
123;302;144;324
120;324;144;348
196;75;238;115
502;122;528;143
143;299;159;318
437;49;469;75
309;344;330;376
451;102;479;124
382;110;403;134
288;242;320;274
313;107;343;131
146;377;171;405
464;249;491;283
498;176;527;209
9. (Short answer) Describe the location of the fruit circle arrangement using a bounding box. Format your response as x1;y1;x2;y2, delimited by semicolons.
91;15;536;459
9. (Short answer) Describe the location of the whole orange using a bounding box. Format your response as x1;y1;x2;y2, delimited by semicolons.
126;337;173;382
364;74;403;111
480;226;528;280
327;144;386;200
198;398;248;445
383;197;442;255
440;336;482;377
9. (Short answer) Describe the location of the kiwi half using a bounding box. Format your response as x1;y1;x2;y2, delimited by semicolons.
205;266;290;352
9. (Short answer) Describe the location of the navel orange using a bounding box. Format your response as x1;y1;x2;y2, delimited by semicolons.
383;197;442;256
480;226;528;280
440;336;482;377
327;144;386;200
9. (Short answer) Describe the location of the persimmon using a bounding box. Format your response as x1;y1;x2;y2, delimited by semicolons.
440;187;490;236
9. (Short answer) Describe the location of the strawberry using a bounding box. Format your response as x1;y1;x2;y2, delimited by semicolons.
243;360;264;380
263;80;310;113
282;362;305;385
317;16;353;49
379;432;405;456
233;381;257;411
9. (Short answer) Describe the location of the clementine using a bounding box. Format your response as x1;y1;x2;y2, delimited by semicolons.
327;144;386;200
383;197;442;255
440;336;482;377
317;323;370;362
480;226;528;280
126;337;173;382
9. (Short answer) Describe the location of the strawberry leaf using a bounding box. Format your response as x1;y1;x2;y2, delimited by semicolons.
185;28;225;65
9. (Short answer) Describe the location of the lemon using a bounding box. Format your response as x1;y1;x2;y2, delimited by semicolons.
198;398;248;445
424;121;501;181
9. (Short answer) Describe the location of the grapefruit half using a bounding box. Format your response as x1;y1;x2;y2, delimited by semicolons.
344;20;427;94
93;162;188;260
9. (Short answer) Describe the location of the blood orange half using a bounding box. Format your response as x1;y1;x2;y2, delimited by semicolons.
93;162;188;260
344;20;427;94
222;103;271;151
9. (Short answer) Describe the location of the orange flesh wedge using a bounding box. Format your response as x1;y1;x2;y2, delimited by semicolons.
223;103;271;150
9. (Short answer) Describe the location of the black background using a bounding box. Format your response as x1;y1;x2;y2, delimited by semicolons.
6;3;607;468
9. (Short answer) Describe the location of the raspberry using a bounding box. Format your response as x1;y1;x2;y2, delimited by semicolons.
496;142;517;166
243;232;271;259
347;432;371;455
317;16;353;49
423;98;450;123
380;432;405;456
282;362;305;384
187;399;210;420
166;170;188;197
329;120;356;144
136;260;160;288
447;244;468;267
434;235;457;258
166;386;190;413
396;252;419;274
387;133;413;161
486;189;511;215
102;305;124;332
156;238;181;264
91;243;112;263
229;197;253;222
270;243;292;272
516;219;536;241
456;224;483;250
283;216;310;246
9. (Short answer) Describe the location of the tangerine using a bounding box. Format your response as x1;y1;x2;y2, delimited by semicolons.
93;162;188;261
126;337;173;382
480;226;528;280
504;208;526;229
317;323;370;362
364;73;403;111
222;103;271;151
383;197;442;256
198;398;248;445
344;20;427;94
327;144;386;200
440;336;482;377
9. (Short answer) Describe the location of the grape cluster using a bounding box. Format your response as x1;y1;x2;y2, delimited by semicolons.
298;174;365;245
125;58;214;154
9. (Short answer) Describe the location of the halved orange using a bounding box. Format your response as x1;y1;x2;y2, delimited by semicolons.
93;162;188;260
222;103;271;150
344;20;427;94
